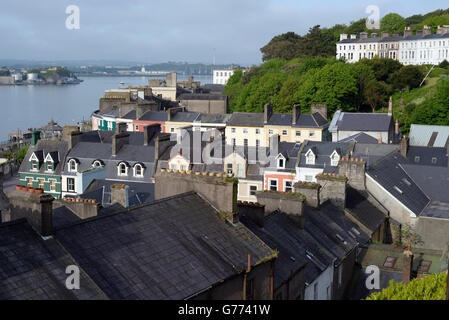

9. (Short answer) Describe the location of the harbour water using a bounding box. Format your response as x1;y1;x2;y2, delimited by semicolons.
0;74;213;140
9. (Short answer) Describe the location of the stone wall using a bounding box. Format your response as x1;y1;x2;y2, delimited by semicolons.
61;198;99;219
7;188;54;236
238;202;265;227
154;170;238;223
256;191;305;228
180;98;228;114
294;182;320;208
111;184;129;208
316;173;347;209
338;157;366;191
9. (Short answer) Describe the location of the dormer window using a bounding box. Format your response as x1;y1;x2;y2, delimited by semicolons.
68;159;78;172
330;151;341;167
118;162;129;176
31;161;39;171
92;160;104;168
305;150;316;165
133;163;144;177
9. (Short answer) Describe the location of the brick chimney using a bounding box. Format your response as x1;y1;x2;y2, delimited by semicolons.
371;33;378;38
395;121;400;136
416;30;423;36
294;182;320;208
7;188;54;237
264;103;273;124
143;124;161;146
340;34;348;41
402;245;414;284
381;31;389;39
360;32;368;39
111;184;129;208
112;132;130;157
316;173;348;209
292;104;301;125
400;137;409;158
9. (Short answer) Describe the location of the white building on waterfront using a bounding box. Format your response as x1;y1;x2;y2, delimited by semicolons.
213;65;247;85
336;25;449;65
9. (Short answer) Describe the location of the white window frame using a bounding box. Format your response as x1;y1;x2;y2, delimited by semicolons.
284;180;293;193
92;160;103;168
282;130;288;136
67;177;75;192
118;163;129;176
305;150;316;165
68;159;78;172
243;128;249;134
26;177;34;187
269;178;278;191
330;151;340;167
277;157;285;169
49;179;57;192
133;164;144;177
231;128;236;133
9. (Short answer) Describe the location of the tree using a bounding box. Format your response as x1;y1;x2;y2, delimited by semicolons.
260;32;303;61
351;63;376;111
439;60;449;69
389;65;424;90
381;13;406;34
301;25;336;57
366;273;447;300
364;79;391;113
358;58;402;83
344;19;368;35
17;146;29;163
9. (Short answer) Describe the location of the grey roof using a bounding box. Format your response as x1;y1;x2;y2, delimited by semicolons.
241;201;360;286
401;165;449;203
346;188;387;234
54;192;275;300
266;142;301;171
138;111;168;122
81;179;155;207
406;146;448;167
19;140;69;175
299;141;350;170
409;124;449;148
339;132;379;144
367;152;430;216
0;220;106;300
178;93;227;101
200;84;225;93
169;112;202;123
227;112;264;127
64;140;156;183
330;111;393;132
352;143;399;168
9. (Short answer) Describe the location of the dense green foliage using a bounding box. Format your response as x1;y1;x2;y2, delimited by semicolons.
366;273;447;300
17;146;29;164
260;8;449;61
225;57;423;117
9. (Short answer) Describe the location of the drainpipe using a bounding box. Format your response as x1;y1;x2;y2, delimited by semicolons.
242;254;251;300
270;260;275;300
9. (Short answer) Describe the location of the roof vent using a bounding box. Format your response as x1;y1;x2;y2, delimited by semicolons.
290;256;296;262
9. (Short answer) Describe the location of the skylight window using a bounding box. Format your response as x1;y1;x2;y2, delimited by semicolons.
402;178;411;186
394;186;403;194
383;256;397;268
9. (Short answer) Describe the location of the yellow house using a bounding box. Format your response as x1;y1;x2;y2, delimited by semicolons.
226;104;330;148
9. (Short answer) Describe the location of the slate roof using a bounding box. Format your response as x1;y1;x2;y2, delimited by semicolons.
299;141;350;169
367;152;430;216
19;140;69;175
409;124;449;148
352;143;399;168
54;192;275;300
345;187;387;234
0;220;107;300
168;112;202;123
329;111;393;132
241;201;360;286
406;146;449;167
266;142;301;171
401;165;449;203
339;132;379;144
227;112;264;127
81;179;155;207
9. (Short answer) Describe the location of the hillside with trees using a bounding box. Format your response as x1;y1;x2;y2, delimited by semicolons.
225;7;449;134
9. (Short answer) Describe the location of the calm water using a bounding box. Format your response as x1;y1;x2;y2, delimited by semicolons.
0;75;212;140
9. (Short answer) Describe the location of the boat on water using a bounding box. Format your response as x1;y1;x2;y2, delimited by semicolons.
120;81;125;85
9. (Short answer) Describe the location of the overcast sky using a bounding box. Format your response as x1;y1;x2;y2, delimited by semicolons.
0;0;448;65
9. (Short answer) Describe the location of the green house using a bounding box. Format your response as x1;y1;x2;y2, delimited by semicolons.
19;140;69;199
98;119;116;131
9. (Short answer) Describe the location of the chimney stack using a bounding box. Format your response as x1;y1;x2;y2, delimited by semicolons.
381;31;390;39
143;124;161;146
340;34;348;41
416;30;423;36
388;96;393;116
264;103;273;124
400;136;409;158
66;130;83;150
395;121;400;136
371;33;378;38
115;122;128;134
402;245;414;285
423;25;432;36
404;27;413;38
311;104;328;120
360;32;368;39
292;104;301;125
111;184;129;208
7;188;54;237
112;132;130;157
256;192;305;229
